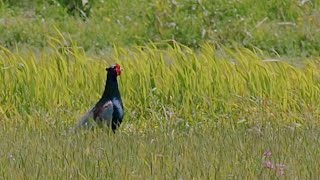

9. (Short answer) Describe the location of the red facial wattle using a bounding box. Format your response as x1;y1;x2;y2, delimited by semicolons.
115;64;121;76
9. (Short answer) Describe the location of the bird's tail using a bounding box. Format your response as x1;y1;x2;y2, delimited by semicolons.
68;110;94;134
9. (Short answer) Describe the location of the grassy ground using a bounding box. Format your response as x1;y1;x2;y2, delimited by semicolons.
1;122;320;179
1;0;320;56
1;0;320;178
1;42;320;178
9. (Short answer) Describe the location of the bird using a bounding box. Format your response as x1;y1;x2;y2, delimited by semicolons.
76;63;124;133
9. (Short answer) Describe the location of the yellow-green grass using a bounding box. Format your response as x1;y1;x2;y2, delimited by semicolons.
1;42;320;178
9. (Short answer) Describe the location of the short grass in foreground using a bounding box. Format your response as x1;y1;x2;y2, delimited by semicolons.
1;122;320;179
0;42;320;178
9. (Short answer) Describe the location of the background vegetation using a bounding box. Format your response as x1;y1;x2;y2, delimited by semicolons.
1;0;320;56
1;0;320;178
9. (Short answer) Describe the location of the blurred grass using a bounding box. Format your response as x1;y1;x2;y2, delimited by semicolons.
1;41;320;178
0;0;320;57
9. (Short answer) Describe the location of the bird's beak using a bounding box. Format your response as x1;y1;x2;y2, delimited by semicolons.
119;67;123;76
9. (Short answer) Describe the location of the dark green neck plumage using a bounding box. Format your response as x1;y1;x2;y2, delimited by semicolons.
101;73;120;99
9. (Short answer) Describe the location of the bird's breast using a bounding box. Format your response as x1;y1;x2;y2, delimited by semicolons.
112;98;124;119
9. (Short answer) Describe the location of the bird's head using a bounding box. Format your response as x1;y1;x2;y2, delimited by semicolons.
106;63;122;77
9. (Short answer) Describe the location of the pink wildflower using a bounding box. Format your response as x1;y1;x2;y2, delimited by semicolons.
263;150;272;157
263;161;275;169
276;164;286;176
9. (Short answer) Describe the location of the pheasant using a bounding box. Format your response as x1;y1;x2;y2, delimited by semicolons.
76;63;124;132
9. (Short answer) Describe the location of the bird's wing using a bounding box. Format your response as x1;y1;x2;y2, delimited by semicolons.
94;101;114;126
75;101;114;130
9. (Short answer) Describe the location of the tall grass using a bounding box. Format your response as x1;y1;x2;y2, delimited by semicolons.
1;41;320;178
1;41;320;127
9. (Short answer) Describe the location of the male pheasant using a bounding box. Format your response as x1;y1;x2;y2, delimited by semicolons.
77;63;124;132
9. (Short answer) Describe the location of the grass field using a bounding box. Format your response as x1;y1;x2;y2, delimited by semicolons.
1;0;320;178
1;41;320;178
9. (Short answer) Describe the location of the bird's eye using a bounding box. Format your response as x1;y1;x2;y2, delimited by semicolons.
111;64;116;69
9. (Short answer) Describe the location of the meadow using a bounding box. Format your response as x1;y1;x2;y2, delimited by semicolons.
1;40;320;178
1;0;320;179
